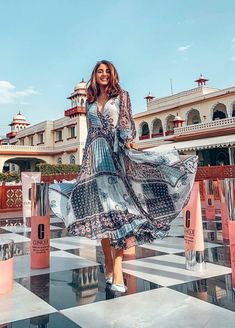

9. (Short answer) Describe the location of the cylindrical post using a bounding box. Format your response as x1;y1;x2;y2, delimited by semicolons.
183;182;206;271
0;238;14;294
224;179;235;290
204;179;215;220
31;183;50;269
21;172;41;227
217;179;229;241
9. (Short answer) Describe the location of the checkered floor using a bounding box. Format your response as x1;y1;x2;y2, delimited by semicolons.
1;213;235;327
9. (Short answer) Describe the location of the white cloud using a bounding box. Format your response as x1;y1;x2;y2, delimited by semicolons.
177;45;191;52
0;81;39;104
0;81;15;90
231;38;235;48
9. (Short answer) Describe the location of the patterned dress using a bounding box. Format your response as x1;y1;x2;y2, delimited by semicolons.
49;90;198;249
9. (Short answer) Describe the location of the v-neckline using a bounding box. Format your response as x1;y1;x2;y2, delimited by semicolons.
96;98;110;115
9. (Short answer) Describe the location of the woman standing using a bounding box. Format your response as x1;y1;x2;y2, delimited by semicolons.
50;60;197;293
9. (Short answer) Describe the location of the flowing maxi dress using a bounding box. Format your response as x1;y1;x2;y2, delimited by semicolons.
49;90;198;249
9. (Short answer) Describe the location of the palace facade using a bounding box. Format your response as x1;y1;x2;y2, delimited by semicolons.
135;75;235;166
0;80;87;172
1;75;235;172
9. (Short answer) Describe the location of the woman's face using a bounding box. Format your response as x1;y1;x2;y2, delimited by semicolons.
96;63;111;87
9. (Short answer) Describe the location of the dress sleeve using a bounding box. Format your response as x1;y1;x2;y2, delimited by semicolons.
118;90;136;145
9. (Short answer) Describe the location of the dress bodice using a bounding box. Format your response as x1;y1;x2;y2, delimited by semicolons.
87;96;120;131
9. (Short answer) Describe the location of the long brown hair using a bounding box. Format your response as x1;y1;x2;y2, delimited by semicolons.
86;60;122;103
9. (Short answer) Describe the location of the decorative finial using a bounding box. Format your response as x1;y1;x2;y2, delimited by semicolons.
195;74;208;86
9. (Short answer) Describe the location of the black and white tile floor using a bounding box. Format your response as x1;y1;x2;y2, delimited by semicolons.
1;215;235;327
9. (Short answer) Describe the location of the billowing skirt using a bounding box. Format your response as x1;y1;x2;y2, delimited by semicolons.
49;142;197;249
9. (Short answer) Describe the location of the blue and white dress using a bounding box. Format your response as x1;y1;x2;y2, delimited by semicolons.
49;90;197;248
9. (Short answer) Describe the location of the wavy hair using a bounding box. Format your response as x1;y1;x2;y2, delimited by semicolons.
86;60;122;103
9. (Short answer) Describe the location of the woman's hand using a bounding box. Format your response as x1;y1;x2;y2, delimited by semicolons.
125;141;139;150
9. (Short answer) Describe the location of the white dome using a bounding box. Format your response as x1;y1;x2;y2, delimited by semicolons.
13;112;26;121
74;79;87;91
174;115;183;121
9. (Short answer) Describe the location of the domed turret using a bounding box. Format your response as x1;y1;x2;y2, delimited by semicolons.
65;78;87;117
12;112;27;123
74;78;87;92
7;111;30;139
173;113;184;128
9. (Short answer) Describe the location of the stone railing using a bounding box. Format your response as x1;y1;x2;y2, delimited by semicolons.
0;185;22;212
0;145;54;153
195;165;235;181
174;117;235;134
0;173;77;212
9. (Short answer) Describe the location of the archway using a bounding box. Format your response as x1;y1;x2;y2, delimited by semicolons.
212;103;227;120
151;118;163;137
3;157;46;173
139;122;150;139
187;109;201;125
165;115;175;135
231;102;235;117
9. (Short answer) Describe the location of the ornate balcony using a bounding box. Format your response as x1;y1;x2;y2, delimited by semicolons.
151;132;164;138
174;117;235;135
64;106;86;117
139;134;150;140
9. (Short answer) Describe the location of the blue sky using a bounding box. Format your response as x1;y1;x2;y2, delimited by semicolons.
0;0;235;134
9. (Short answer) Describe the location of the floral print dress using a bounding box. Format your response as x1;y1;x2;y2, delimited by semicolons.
49;90;197;249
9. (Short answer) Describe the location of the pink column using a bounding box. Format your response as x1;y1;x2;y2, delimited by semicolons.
0;239;14;294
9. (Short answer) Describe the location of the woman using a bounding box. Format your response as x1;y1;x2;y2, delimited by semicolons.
49;60;197;293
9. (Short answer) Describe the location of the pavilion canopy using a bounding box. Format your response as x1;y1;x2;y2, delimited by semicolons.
148;134;235;152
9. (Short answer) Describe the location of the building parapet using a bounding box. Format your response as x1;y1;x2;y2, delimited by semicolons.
0;145;54;154
146;86;220;112
174;117;235;134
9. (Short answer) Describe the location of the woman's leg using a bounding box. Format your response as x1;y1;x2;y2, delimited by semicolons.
101;238;113;278
112;248;124;285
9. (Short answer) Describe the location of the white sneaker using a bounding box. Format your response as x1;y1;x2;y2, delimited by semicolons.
106;276;113;285
110;283;128;293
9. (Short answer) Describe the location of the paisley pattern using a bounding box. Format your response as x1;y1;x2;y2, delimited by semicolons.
49;89;198;249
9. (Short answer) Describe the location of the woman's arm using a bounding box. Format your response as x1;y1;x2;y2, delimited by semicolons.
118;90;137;149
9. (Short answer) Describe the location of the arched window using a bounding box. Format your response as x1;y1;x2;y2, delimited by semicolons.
57;157;62;164
216;151;229;166
70;155;76;164
213;110;226;120
232;103;235;117
187;109;201;125
212;103;227;120
152;119;163;137
141;122;150;136
165;115;175;135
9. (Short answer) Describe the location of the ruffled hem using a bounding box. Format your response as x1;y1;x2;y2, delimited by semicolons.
67;210;170;249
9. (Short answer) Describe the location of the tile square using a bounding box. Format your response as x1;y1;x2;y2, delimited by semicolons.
177;245;232;268
141;236;223;254
122;254;231;286
12;241;59;256
61;287;235;328
50;216;64;224
170;274;235;313
1;312;81;328
0;227;11;234
0;282;56;325
65;246;167;264
50;236;100;250
17;227;68;239
0;232;30;243
16;267;161;310
14;250;99;279
2;224;63;233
